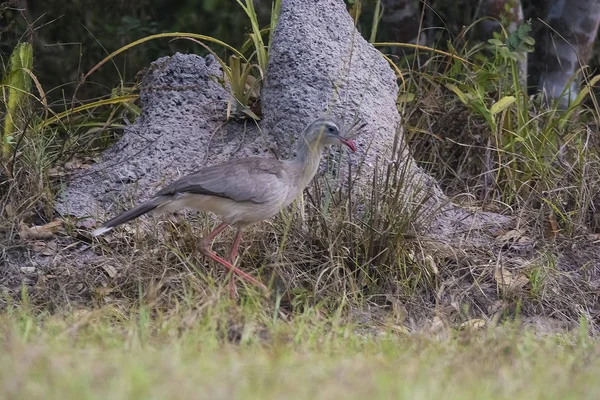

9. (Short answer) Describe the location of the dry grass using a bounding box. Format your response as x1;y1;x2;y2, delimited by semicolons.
2;80;600;330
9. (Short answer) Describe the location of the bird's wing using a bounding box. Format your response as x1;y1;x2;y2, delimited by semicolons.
156;157;289;204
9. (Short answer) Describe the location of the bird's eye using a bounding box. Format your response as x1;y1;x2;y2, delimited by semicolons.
327;126;336;134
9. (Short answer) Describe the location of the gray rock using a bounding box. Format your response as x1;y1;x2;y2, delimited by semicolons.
263;0;401;160
262;0;511;239
56;53;272;221
262;0;451;228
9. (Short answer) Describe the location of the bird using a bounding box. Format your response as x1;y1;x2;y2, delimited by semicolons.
92;117;359;296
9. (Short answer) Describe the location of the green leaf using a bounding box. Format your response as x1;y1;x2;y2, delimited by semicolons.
499;47;511;58
397;92;415;103
506;21;535;54
445;83;469;105
516;21;532;39
508;34;520;50
490;96;516;115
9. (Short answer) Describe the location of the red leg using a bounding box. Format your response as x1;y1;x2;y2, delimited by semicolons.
202;222;229;243
229;228;243;261
199;223;267;293
227;228;244;298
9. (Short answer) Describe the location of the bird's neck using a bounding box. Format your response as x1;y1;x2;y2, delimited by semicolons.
292;137;324;190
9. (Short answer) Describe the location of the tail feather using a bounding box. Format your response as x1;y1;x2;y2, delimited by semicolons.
92;197;164;237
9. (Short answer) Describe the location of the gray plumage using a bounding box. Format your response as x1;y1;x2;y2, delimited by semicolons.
92;118;357;237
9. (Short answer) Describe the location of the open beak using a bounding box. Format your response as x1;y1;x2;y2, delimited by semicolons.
340;138;357;152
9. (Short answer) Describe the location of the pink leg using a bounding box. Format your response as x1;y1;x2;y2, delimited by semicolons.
199;222;267;293
203;222;229;243
227;228;244;298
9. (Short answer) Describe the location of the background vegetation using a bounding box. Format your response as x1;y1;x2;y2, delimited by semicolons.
1;0;260;101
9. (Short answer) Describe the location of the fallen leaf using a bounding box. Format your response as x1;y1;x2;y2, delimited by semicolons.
30;241;46;252
588;233;600;242
482;203;502;213
487;300;505;314
49;158;92;178
19;220;63;239
30;240;58;256
64;158;85;170
388;324;410;334
76;217;97;229
4;204;15;218
495;266;529;292
425;254;439;275
490;228;506;238
245;74;260;99
545;215;560;238
495;229;524;244
73;309;92;319
517;236;533;244
102;265;118;278
429;315;448;334
460;319;486;330
47;167;66;178
94;286;115;296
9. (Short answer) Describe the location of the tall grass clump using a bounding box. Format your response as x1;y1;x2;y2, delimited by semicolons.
388;17;600;238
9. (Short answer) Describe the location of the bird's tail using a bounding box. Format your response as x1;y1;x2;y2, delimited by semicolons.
92;197;165;237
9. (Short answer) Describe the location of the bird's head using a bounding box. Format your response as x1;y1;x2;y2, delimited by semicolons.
304;118;357;152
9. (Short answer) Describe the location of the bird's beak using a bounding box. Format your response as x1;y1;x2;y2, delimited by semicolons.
340;138;357;152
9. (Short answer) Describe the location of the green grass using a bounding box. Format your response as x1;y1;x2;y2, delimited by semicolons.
0;305;598;400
